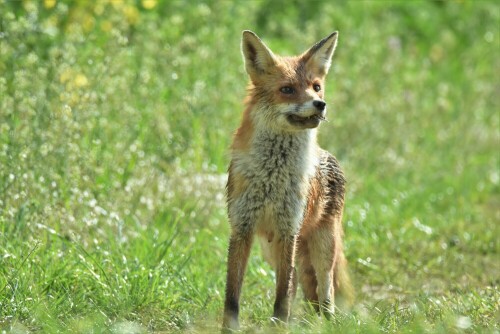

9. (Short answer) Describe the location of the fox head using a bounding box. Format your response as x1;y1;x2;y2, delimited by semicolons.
241;30;338;131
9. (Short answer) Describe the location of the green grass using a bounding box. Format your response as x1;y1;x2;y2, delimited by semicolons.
0;0;499;333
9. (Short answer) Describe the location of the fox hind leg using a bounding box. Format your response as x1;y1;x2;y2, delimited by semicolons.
296;239;320;312
308;227;336;318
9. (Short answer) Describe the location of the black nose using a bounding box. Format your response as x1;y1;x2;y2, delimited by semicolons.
313;100;326;111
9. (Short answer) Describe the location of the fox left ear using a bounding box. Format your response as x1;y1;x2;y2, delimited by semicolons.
241;30;277;81
303;31;338;76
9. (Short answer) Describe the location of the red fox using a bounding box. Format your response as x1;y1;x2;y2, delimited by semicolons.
223;30;352;331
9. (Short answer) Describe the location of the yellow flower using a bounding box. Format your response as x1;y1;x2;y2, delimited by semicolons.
83;14;95;32
142;0;157;10
124;5;140;25
74;74;89;88
111;0;125;10
44;0;56;9
101;20;112;33
59;68;72;83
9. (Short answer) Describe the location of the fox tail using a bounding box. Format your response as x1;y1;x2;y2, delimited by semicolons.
334;252;354;310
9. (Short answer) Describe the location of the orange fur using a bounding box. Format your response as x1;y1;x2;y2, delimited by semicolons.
231;94;255;152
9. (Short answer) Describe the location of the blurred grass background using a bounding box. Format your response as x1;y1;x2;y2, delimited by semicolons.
0;0;498;333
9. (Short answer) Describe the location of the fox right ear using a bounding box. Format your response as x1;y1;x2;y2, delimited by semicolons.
241;30;276;79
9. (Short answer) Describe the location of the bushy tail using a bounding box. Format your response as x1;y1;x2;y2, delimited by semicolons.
334;252;354;310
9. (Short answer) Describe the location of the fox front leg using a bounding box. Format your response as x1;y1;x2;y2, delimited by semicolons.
271;235;297;323
222;231;254;331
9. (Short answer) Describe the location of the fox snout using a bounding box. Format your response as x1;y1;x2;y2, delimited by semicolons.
309;99;327;119
286;100;327;129
310;100;327;119
313;100;326;112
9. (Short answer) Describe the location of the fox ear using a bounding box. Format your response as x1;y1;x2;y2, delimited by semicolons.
241;30;276;79
303;31;338;76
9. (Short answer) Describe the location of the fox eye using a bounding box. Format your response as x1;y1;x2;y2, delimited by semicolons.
280;86;295;94
313;84;321;92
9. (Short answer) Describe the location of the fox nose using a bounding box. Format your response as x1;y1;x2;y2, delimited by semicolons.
313;100;326;111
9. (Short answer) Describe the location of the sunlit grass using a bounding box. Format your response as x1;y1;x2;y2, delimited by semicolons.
0;0;498;333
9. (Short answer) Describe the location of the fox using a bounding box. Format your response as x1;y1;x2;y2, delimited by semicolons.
222;30;352;331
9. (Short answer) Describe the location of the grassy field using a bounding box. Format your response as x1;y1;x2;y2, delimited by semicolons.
0;0;499;333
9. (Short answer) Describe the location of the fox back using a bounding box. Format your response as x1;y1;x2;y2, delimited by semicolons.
223;31;351;331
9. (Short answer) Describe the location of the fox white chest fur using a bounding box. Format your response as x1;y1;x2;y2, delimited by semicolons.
229;126;318;238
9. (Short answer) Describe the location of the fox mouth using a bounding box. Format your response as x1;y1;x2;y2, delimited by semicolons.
287;113;327;128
